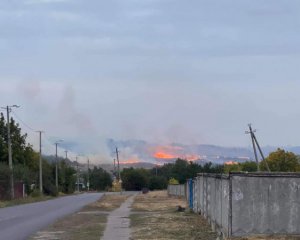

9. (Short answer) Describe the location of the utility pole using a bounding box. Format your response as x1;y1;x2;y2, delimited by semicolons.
115;148;120;181
246;124;270;172
87;158;90;191
252;132;271;172
247;124;260;171
1;105;20;199
54;140;63;190
65;150;68;160
114;158;117;177
37;131;44;194
76;156;80;192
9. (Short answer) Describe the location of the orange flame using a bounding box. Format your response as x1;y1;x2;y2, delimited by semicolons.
154;152;177;159
152;145;199;162
119;159;141;165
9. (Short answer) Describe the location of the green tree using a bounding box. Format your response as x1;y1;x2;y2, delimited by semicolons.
0;163;11;199
223;163;241;173
261;148;300;172
148;176;167;190
240;161;258;172
90;167;112;191
59;160;76;194
121;168;149;191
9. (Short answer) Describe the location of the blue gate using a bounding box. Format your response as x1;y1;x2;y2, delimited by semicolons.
188;179;193;209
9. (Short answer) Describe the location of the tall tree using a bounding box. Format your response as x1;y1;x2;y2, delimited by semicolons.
261;148;300;172
90;167;112;191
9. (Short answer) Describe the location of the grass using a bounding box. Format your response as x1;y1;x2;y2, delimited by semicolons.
0;195;54;208
233;235;300;240
29;193;131;240
83;193;130;211
130;191;217;240
30;213;107;240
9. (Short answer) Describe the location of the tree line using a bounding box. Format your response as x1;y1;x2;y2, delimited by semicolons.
2;112;300;196
0;113;113;199
120;149;300;191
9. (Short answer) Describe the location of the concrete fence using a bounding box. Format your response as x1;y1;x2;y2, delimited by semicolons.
169;172;300;238
167;184;186;197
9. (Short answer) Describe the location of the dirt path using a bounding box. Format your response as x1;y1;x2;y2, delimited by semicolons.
101;194;136;240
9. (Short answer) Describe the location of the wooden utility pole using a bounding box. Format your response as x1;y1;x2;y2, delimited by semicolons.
115;148;120;180
247;124;260;171
113;158;116;177
246;124;270;172
1;105;20;199
76;156;80;192
6;106;14;199
54;140;63;190
37;131;44;194
87;158;90;191
65;150;68;160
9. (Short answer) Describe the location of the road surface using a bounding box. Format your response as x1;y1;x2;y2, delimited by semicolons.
0;193;103;240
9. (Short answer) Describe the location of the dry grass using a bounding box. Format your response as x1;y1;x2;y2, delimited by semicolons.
30;193;130;240
132;190;185;212
232;235;300;240
30;213;107;240
83;193;130;211
130;191;217;240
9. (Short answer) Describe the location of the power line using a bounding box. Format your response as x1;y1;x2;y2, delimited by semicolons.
10;110;37;132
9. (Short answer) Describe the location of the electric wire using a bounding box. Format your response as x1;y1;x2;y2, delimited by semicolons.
10;110;37;132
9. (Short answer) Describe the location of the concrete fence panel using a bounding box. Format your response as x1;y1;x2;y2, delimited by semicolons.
167;184;186;197
231;173;300;236
183;172;300;238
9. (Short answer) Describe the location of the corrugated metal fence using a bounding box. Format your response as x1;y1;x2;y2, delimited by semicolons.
168;172;300;238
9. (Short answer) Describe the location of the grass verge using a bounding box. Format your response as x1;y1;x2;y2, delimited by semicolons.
0;195;54;208
130;191;217;240
233;235;300;240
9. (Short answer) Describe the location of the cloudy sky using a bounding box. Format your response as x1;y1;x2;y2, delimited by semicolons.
1;0;300;162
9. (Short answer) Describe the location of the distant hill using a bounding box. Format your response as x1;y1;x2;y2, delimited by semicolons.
106;139;300;165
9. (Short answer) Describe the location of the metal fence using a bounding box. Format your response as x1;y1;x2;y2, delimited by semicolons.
169;172;300;238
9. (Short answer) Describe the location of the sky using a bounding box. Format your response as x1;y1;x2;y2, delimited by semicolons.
1;0;300;163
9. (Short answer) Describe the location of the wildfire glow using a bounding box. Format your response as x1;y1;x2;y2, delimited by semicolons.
154;152;177;159
152;145;199;162
119;159;141;165
224;161;238;165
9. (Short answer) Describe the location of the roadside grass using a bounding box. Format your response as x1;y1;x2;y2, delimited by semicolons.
0;195;54;208
31;213;107;240
29;193;130;240
232;235;300;240
130;191;217;240
83;193;130;211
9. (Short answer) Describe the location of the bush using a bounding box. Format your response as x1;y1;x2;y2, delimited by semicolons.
0;163;11;200
149;176;167;190
30;189;42;198
168;178;179;185
43;183;58;197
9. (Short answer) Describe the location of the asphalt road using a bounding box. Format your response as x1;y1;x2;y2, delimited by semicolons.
0;193;103;240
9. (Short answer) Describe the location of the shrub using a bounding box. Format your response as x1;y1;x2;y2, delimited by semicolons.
168;178;179;185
